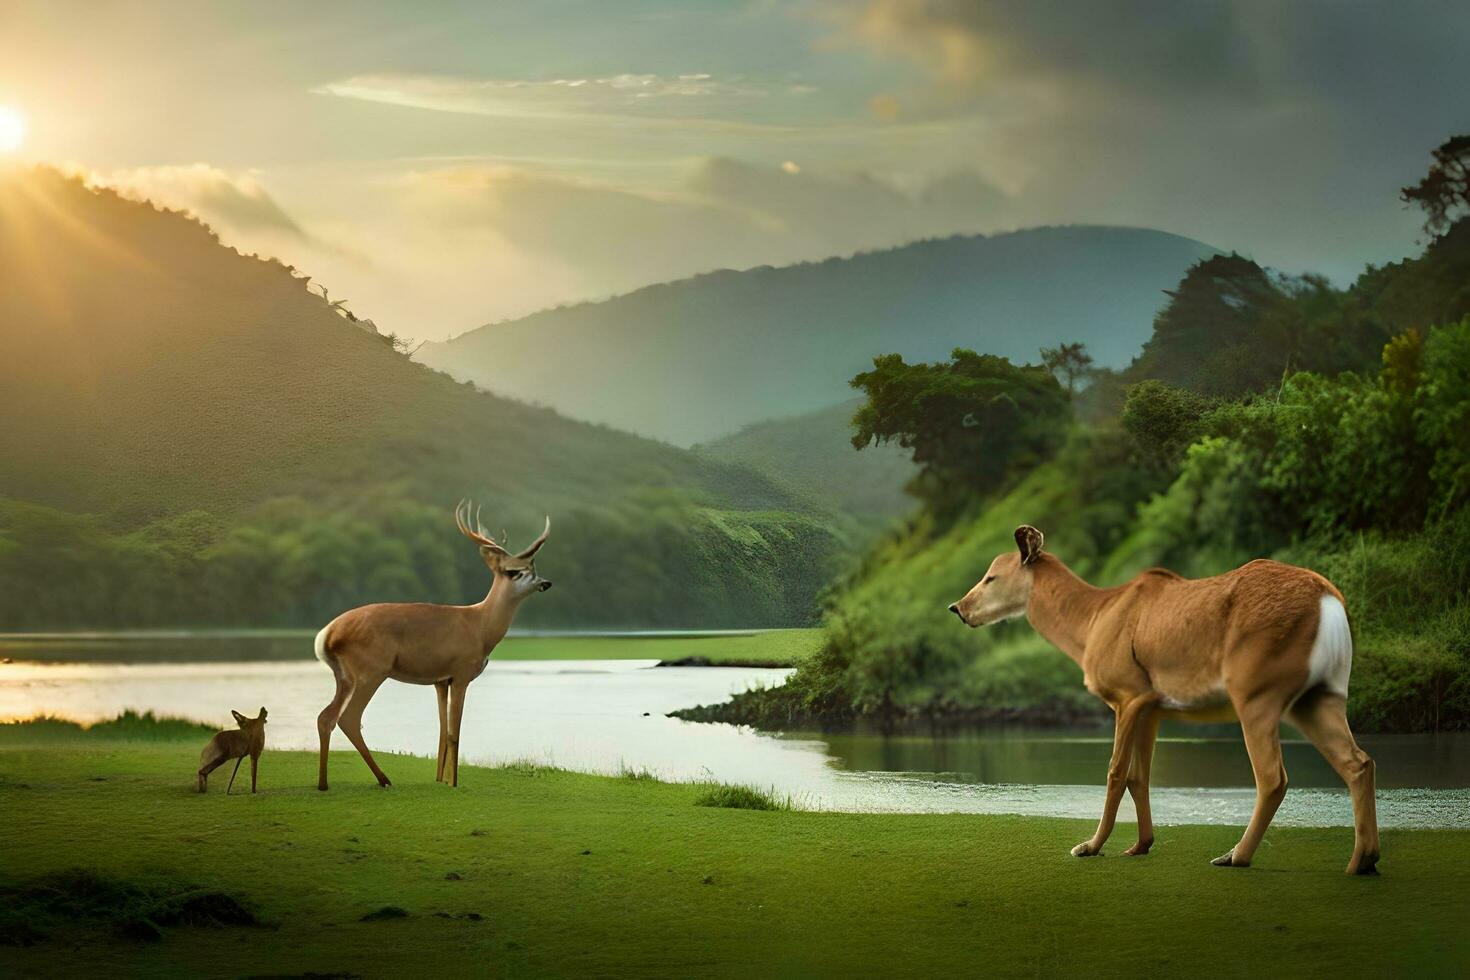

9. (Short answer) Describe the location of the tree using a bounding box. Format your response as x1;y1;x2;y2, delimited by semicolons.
1128;254;1282;395
1401;135;1470;236
1040;342;1095;395
1121;380;1212;465
850;348;1071;509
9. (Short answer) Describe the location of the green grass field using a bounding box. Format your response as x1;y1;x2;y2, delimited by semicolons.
2;721;1467;978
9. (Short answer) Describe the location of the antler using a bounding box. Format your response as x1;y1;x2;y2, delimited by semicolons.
454;499;510;556
517;516;551;559
454;501;549;559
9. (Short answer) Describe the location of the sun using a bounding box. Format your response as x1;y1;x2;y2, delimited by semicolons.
0;106;27;153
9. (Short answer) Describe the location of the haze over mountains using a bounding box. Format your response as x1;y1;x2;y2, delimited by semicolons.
0;169;844;628
420;227;1218;445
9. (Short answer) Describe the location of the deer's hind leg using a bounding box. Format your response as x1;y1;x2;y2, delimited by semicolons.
1288;691;1379;874
318;672;355;791
1214;691;1289;868
338;675;391;787
197;745;226;793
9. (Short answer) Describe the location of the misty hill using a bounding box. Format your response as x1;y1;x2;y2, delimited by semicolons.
0;169;843;629
697;400;915;525
420;227;1217;445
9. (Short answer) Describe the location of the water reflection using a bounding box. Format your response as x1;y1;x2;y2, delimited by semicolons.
815;728;1470;790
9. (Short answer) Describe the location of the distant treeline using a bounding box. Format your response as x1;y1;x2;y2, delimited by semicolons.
0;490;841;630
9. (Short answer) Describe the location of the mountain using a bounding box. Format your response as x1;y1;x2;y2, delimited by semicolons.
0;169;843;629
420;226;1218;445
696;400;915;526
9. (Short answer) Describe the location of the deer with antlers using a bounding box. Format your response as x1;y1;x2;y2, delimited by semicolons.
313;501;552;790
950;526;1379;874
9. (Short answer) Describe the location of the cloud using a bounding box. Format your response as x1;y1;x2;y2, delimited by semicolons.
315;71;815;124
819;0;1262;118
87;164;309;241
687;156;1009;251
402;156;1010;297
74;156;1005;343
811;0;1470;279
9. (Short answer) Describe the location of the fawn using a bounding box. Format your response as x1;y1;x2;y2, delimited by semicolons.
198;708;268;794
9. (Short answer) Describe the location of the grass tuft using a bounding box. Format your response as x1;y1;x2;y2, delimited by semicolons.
691;784;789;811
493;759;560;778
617;762;661;782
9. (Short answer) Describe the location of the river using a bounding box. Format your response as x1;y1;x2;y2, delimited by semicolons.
2;634;1467;828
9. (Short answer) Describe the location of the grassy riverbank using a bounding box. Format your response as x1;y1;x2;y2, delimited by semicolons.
496;629;820;666
0;629;820;668
2;720;1467;977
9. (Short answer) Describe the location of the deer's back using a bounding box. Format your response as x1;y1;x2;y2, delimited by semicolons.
1099;559;1342;705
323;601;482;679
204;729;250;760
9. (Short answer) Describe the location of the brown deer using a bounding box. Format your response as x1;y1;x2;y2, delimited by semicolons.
314;501;552;790
197;708;268;794
949;526;1379;874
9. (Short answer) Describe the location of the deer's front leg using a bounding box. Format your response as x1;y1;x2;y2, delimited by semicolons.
1123;710;1162;856
1072;693;1161;857
434;681;450;783
226;756;244;795
447;678;469;787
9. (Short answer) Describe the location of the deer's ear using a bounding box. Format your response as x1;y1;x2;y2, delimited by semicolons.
258;707;268;720
1014;525;1045;565
231;710;247;725
479;544;504;567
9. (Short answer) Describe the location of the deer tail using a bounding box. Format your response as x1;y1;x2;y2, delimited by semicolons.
313;625;333;667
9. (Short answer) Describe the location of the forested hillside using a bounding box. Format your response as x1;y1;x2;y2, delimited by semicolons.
421;227;1216;444
696;400;915;526
0;169;844;629
680;139;1470;734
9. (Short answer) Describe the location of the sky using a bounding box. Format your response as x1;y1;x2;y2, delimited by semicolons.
1;0;1466;341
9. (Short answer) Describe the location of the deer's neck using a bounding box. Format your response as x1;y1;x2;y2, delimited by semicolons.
1026;555;1110;666
474;579;527;650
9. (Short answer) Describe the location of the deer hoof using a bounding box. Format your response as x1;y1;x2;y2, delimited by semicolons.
1123;839;1153;856
1347;852;1380;876
1070;841;1101;857
1211;850;1247;868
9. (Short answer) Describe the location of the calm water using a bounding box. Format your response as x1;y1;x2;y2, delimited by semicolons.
3;634;1468;828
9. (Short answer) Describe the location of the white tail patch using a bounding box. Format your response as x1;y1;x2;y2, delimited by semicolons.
313;625;332;666
1303;594;1353;700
